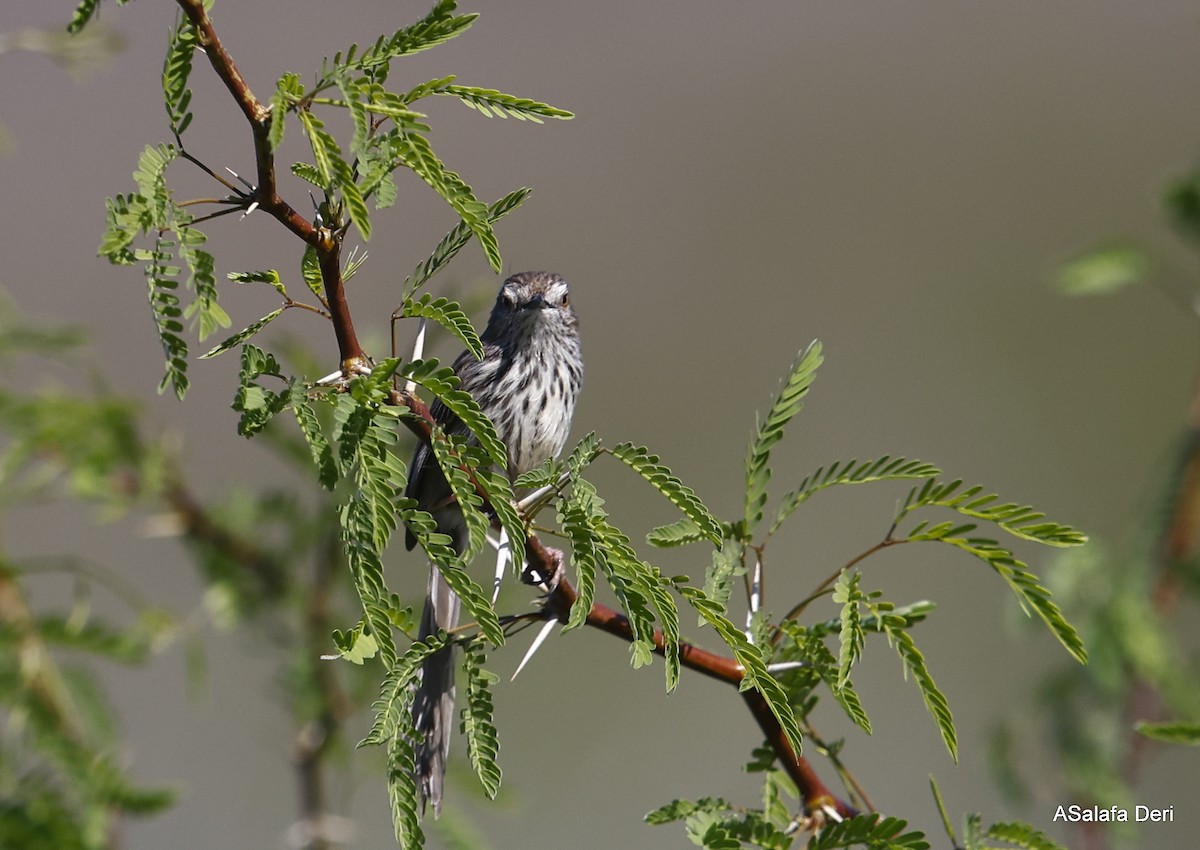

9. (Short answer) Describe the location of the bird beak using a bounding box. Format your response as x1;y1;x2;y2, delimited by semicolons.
524;294;548;310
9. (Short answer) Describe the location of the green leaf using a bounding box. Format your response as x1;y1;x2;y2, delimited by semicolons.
336;75;371;157
461;639;502;798
473;465;526;578
360;90;429;128
68;0;106;33
301;245;324;301
597;514;681;687
426;436;504;645
1134;720;1200;745
809;814;929;850
339;496;400;667
908;523;1087;664
332;0;477;84
291;162;326;189
770;456;940;535
560;489;601;631
298;111;372;242
360;635;447;747
401;295;484;360
645;797;733;825
387;728;425;850
702;538;744;614
512;458;564;490
900;479;1086;547
401;359;507;467
269;73;303;151
565;431;602;480
228;269;286;297
610;442;722;545
929;776;957;846
647;517;706;548
798;628;872;733
133;142;177;200
297;110;335;188
744;341;823;535
290;385;338;490
889;626;956;762
1056;245;1149;296
331;619;379;664
436;84;574;122
681;586;804;756
897;480;1087;663
833;571;865;690
144;235;189;400
340;177;372;242
179;237;229;341
391;132;500;272
199;308;285;359
402;187;531;297
162;13;197;136
559;477;678;684
100;193;143;264
984;821;1067;850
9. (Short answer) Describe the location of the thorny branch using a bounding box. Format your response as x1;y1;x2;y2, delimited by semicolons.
174;0;366;373
393;391;858;820
174;0;859;827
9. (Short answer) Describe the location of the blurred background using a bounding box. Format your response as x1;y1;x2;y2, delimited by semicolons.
2;1;1199;848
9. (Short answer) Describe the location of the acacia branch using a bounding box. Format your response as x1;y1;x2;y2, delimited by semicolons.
165;482;287;595
171;0;856;821
174;0;366;368
390;393;856;818
293;531;353;850
536;543;856;820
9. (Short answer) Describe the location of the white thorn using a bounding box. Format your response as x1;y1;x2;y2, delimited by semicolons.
821;804;844;824
745;551;763;642
511;618;557;681
404;318;427;394
224;165;255;190
239;200;259;220
765;661;807;674
515;469;572;512
316;369;344;386
492;527;511;604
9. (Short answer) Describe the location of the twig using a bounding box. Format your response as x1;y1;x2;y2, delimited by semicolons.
771;537;901;647
174;0;366;371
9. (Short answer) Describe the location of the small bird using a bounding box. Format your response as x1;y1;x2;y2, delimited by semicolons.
405;271;582;815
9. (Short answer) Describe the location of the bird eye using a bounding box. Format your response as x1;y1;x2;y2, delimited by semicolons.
560;293;570;307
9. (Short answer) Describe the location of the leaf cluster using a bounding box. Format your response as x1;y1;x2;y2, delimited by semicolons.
632;342;1087;847
0;305;177;848
95;0;568;401
73;2;1096;849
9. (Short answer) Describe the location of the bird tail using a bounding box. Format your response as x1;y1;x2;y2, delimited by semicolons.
412;561;461;817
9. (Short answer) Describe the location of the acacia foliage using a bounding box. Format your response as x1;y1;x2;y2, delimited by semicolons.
74;2;1087;848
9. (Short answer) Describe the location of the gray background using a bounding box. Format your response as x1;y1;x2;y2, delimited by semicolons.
3;1;1199;848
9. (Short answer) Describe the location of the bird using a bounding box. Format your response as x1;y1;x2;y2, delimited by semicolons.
405;270;582;815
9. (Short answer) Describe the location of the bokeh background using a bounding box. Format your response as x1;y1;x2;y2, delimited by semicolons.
3;1;1200;848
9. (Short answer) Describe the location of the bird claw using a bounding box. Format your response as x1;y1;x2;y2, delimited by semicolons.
521;545;564;593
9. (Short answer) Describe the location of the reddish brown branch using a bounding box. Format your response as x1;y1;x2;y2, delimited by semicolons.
531;536;855;818
315;228;367;370
166;0;850;831
174;0;365;368
389;388;856;816
176;0;311;241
